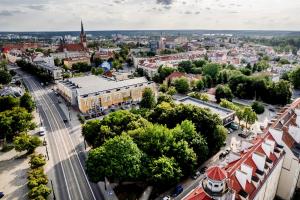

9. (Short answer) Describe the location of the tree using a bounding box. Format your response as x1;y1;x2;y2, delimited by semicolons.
159;83;168;93
30;154;46;169
167;86;177;95
82;119;101;147
178;61;192;73
251;101;265;114
157;93;173;104
174;78;189;94
0;60;8;71
289;67;300;89
20;92;36;112
202;63;221;81
149;156;182;185
54;58;61;66
215;85;233;103
86;134;142;182
13;134;42;154
213;125;227;150
0;70;12;85
195;79;204;91
28;184;51;199
0;107;36;142
243;107;257;129
140;88;156;109
0;95;20;112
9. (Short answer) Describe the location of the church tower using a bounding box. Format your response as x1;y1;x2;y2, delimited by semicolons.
80;20;87;49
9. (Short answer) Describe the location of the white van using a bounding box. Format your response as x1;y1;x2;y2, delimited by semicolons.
39;127;46;136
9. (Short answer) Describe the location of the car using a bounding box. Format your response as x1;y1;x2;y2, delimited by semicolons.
162;196;171;200
63;119;68;123
230;123;239;130
200;166;208;174
38;127;46;136
192;171;201;179
269;108;275;112
172;185;183;197
0;192;4;198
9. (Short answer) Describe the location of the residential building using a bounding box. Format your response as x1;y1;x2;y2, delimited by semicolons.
56;75;157;113
63;56;91;69
163;72;202;85
273;99;300;200
177;96;235;126
184;126;286;200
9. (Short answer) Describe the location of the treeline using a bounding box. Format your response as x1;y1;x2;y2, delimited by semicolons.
83;94;227;187
16;59;52;82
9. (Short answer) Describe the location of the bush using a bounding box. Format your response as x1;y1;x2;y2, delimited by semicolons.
28;184;51;199
251;101;265;114
30;154;46;168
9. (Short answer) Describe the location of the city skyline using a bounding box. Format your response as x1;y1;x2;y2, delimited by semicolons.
0;0;300;31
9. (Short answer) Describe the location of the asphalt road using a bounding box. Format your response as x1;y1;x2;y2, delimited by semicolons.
18;70;103;200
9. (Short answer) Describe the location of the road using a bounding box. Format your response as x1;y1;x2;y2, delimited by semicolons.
17;69;103;200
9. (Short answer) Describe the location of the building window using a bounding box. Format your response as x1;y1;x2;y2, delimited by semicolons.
209;182;212;186
214;184;218;187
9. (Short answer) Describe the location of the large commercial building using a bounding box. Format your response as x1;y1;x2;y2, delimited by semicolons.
177;96;235;126
56;75;157;113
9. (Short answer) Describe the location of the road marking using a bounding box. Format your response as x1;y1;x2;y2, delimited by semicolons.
29;79;94;200
24;78;72;200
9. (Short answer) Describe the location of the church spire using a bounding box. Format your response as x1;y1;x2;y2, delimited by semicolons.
81;20;84;34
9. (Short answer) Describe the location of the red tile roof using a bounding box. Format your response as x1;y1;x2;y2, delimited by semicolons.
206;166;227;181
184;187;211;200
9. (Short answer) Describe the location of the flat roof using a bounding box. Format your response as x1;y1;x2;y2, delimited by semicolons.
63;75;150;96
177;96;235;119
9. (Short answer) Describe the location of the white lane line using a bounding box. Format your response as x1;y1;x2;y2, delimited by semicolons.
30;79;86;200
25;78;72;200
44;87;97;200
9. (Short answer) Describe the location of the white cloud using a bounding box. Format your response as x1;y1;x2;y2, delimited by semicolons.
0;0;299;31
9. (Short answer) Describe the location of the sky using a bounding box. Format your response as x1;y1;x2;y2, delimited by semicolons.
0;0;299;31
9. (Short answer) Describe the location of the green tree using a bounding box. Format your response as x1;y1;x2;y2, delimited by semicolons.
167;86;177;95
20;92;36;112
82;119;101;147
174;78;189;94
13;134;42;154
289;67;300;89
140;88;156;109
0;60;8;71
195;79;204;91
243;107;257;128
215;85;233;103
0;95;20;112
86;134;142;182
149;156;182;185
213;125;227;150
202;63;221;81
0;107;36;142
178;61;192;73
157;93;173;104
30;154;46;169
251;101;265;114
159;83;168;93
0;70;12;85
28;184;51;199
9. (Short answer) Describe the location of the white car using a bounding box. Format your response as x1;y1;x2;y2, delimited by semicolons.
39;127;46;136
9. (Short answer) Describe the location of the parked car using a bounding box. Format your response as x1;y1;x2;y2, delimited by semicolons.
38;127;46;136
230;123;239;130
172;185;183;197
200;166;208;174
0;192;4;198
162;196;171;200
192;171;201;180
